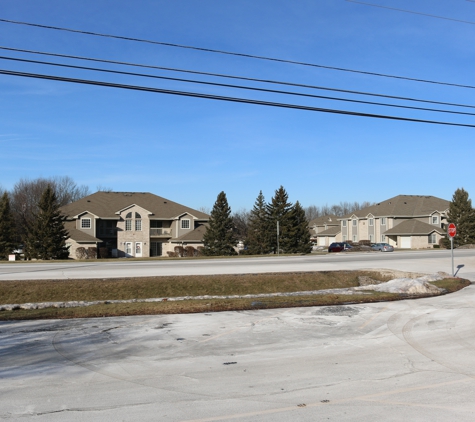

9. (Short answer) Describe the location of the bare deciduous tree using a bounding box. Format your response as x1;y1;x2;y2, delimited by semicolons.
305;200;374;220
232;208;250;241
9;176;90;241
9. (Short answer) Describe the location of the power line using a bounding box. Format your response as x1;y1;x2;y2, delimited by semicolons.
346;0;475;24
0;18;473;90
3;55;475;117
2;46;475;110
1;68;474;128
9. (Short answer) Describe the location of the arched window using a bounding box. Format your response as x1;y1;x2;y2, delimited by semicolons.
135;212;142;231
125;212;132;231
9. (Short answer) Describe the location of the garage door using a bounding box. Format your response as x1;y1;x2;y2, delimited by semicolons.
400;236;411;248
319;237;326;246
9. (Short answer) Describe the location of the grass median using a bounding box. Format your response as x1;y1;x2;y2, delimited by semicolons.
0;271;470;321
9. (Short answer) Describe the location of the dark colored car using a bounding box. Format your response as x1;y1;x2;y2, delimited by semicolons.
371;242;394;252
328;242;352;252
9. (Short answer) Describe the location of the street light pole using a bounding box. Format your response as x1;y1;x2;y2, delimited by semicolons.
277;221;279;256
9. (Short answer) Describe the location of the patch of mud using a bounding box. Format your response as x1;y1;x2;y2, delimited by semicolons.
314;305;361;316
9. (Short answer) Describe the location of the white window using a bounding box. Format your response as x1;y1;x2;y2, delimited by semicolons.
135;219;142;231
352;219;357;226
381;235;386;242
429;233;437;244
181;219;190;229
369;234;373;242
353;235;357;242
381;217;386;226
432;216;439;225
369;218;374;226
342;220;347;227
343;235;347;241
81;218;91;229
125;219;132;231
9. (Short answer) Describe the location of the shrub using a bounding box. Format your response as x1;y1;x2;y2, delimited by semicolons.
167;251;177;257
76;247;87;259
440;237;451;249
98;247;109;258
196;246;204;256
359;240;371;246
174;246;185;257
86;247;97;259
185;246;196;257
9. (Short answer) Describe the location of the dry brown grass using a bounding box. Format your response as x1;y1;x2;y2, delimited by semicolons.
0;271;470;321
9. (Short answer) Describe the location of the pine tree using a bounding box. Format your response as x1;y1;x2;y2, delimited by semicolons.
247;191;272;254
0;192;16;259
202;191;237;256
266;186;294;254
25;185;70;260
286;201;312;254
446;188;475;246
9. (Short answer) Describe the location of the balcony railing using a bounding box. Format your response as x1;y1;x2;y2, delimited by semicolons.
150;228;172;237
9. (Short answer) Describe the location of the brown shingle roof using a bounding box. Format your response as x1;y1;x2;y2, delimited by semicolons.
342;195;449;219
313;226;341;237
61;191;209;220
64;221;102;243
309;214;340;227
172;224;208;242
384;220;446;235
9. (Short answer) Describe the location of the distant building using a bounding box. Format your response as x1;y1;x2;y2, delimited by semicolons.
61;191;209;258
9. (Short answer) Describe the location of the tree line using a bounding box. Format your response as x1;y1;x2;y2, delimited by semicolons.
0;177;90;260
203;186;311;256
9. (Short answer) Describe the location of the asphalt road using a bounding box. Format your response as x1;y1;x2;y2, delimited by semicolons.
2;281;475;421
1;249;475;281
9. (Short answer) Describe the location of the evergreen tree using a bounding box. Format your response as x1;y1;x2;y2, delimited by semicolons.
0;192;16;259
202;191;237;256
266;186;294;253
286;201;312;254
446;188;475;246
247;191;271;254
25;185;70;260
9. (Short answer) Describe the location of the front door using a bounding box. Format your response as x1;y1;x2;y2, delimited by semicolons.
125;242;132;258
135;242;143;258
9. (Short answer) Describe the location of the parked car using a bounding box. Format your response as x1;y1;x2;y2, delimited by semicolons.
371;243;394;252
328;242;352;252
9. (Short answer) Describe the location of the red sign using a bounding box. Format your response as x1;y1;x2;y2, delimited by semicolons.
448;223;456;238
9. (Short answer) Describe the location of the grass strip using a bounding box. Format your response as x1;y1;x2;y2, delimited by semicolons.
0;272;470;321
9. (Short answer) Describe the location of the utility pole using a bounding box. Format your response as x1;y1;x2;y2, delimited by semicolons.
277;221;279;256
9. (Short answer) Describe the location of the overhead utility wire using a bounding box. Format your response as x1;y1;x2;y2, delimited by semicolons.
3;55;475;118
346;0;475;25
1;18;474;90
2;46;475;111
1;68;474;128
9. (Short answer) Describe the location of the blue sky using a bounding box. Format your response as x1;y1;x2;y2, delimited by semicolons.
1;0;474;211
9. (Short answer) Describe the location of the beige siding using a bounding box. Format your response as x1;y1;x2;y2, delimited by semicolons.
117;205;151;258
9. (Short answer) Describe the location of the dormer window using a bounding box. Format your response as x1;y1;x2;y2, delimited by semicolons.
432;216;439;225
81;218;91;229
181;219;190;229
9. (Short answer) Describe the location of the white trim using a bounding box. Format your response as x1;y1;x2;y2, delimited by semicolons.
81;218;91;229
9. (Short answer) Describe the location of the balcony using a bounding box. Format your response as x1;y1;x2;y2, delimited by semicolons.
98;228;117;237
150;228;172;237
